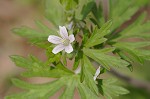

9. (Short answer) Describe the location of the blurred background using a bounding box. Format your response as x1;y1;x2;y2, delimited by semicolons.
0;0;150;99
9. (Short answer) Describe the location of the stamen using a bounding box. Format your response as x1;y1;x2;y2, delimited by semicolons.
62;39;70;46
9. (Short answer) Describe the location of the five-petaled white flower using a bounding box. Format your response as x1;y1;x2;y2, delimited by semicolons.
48;26;75;54
93;66;101;81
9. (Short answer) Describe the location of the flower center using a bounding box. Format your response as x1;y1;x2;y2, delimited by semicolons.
62;39;70;46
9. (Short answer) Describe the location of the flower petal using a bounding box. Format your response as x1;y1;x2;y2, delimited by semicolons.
48;35;62;44
74;66;81;74
59;26;68;38
52;44;65;54
65;44;73;53
69;34;75;43
93;66;101;81
67;21;73;30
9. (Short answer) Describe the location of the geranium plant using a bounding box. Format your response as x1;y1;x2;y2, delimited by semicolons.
6;0;150;99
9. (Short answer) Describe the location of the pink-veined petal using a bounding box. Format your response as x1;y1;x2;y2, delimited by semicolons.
59;26;68;38
93;66;101;80
69;34;75;43
52;44;65;54
48;35;62;44
65;44;73;53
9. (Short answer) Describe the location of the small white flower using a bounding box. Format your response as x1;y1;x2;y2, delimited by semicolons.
93;66;101;81
74;66;81;74
67;21;73;30
48;26;75;54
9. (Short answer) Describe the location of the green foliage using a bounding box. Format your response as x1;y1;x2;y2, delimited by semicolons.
91;2;105;27
10;55;73;78
85;20;112;48
75;0;95;20
6;77;70;99
83;48;129;70
82;55;98;94
107;0;150;70
12;21;57;45
60;0;78;11
118;87;150;99
7;0;150;99
6;73;100;99
114;42;150;64
45;0;66;26
98;79;129;99
112;13;150;40
109;0;139;31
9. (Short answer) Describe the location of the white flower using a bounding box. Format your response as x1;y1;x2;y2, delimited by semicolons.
67;21;73;30
93;66;101;81
74;66;81;74
48;26;75;54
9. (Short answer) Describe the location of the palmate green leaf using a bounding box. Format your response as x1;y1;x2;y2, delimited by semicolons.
59;75;99;99
6;75;100;99
10;55;32;69
91;20;112;39
122;48;144;64
134;50;150;60
85;38;107;48
83;55;99;95
73;55;80;70
114;42;150;49
91;2;105;27
35;20;56;34
21;63;74;78
109;0;139;31
45;0;66;26
59;76;77;99
6;77;67;99
9;55;100;99
21;69;72;78
99;79;129;99
60;0;78;11
107;0;150;67
46;46;62;64
12;26;49;38
10;55;45;70
77;82;99;99
117;51;133;63
75;0;94;20
124;19;150;38
112;13;150;41
10;55;73;78
80;58;85;83
97;47;116;54
85;20;112;47
114;42;150;64
114;44;144;64
73;50;83;71
83;48;129;70
83;55;95;74
12;23;57;44
111;12;146;41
